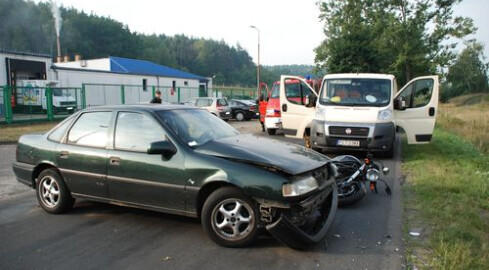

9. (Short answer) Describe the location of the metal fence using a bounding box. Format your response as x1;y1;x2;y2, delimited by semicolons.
211;86;258;101
1;84;206;124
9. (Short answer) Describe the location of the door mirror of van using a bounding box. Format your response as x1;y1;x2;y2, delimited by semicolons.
305;94;317;108
394;96;407;111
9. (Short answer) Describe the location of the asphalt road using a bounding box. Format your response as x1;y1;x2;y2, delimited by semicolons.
0;121;404;270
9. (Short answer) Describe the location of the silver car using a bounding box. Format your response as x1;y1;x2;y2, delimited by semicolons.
185;97;232;121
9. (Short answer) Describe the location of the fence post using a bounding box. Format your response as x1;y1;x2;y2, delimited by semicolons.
177;87;181;102
120;85;125;104
81;84;86;109
3;85;13;124
46;87;54;121
152;86;156;98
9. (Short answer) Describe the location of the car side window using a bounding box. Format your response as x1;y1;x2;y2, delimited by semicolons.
196;99;210;107
398;83;413;108
48;115;75;142
413;79;434;108
285;81;313;105
217;99;228;106
67;112;111;148
114;112;167;152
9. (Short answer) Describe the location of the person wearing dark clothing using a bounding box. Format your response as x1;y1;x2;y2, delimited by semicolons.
150;90;162;104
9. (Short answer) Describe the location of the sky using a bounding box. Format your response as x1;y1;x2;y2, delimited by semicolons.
34;0;489;66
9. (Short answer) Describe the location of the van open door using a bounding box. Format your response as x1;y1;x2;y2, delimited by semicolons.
393;76;439;144
279;75;318;138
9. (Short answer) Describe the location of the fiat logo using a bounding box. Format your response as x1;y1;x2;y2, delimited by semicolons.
345;128;352;135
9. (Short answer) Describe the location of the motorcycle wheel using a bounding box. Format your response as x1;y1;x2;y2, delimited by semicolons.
337;180;367;207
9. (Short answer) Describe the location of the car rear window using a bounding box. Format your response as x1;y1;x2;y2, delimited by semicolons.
217;99;228;106
196;99;212;107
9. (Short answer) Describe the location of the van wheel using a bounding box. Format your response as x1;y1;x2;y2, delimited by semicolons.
267;129;276;135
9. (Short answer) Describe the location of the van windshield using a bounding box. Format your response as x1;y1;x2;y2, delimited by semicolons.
319;78;391;107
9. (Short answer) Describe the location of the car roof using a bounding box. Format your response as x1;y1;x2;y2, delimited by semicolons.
81;104;200;113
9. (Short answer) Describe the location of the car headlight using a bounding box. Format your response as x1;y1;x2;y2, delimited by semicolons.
282;175;318;197
315;107;326;121
377;109;392;121
366;168;380;182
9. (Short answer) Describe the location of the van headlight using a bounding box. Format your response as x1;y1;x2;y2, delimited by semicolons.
315;107;326;121
282;175;318;197
378;109;392;121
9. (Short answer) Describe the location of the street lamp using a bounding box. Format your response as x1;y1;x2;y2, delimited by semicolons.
250;25;260;96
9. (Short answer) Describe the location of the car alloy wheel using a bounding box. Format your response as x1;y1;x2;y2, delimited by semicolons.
39;175;60;208
36;168;75;214
202;187;258;247
211;198;254;241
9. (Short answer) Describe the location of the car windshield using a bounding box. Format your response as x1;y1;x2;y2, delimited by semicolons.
53;89;72;97
157;109;240;147
319;78;391;107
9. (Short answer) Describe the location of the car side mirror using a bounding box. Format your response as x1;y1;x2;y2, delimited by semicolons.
147;140;177;160
305;94;317;108
394;96;406;111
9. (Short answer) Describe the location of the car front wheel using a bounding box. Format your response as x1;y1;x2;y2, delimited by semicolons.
235;112;245;121
202;187;258;247
36;168;75;214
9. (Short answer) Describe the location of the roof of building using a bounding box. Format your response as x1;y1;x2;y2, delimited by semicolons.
0;48;51;58
109;56;208;82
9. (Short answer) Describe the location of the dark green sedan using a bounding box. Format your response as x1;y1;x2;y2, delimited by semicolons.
12;105;337;249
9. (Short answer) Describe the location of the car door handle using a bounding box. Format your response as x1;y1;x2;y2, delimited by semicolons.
59;151;69;159
282;104;288;112
109;156;121;166
429;107;435;116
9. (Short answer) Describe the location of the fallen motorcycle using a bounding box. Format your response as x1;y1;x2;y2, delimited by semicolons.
330;153;391;207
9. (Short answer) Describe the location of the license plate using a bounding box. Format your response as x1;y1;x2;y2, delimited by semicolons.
67;107;73;110
337;140;360;147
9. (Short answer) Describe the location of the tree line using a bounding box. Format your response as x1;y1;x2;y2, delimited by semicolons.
0;0;319;88
314;0;488;100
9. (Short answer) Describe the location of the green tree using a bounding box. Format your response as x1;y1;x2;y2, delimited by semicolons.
443;42;489;100
315;0;476;85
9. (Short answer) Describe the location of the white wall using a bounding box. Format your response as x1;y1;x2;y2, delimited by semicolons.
54;68;202;107
0;52;52;85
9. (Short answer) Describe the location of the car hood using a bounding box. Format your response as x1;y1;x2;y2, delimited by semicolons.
194;134;329;175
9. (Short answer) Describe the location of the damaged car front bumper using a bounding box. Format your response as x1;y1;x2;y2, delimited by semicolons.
265;180;338;249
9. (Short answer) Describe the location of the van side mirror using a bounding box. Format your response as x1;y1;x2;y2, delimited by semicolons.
305;94;317;108
147;140;177;160
394;96;407;111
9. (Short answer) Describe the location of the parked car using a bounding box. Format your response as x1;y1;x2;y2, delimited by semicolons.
235;99;258;118
184;97;232;120
12;105;338;249
227;99;256;121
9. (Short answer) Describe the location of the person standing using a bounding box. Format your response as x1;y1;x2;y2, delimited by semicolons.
258;94;268;132
150;90;162;104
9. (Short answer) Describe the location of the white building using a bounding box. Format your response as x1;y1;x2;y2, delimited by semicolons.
1;50;212;115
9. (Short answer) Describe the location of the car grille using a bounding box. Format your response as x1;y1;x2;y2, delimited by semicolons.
329;126;369;137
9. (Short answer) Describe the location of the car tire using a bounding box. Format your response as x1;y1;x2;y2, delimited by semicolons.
202;187;259;247
267;129;277;135
36;168;75;214
235;112;245;121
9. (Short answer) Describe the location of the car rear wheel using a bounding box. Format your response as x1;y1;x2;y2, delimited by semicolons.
235;112;245;121
36;168;75;214
202;187;258;247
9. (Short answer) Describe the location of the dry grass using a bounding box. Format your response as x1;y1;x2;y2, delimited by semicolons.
0;122;58;142
437;93;489;153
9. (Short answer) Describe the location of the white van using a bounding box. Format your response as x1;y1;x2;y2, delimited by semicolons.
278;74;439;157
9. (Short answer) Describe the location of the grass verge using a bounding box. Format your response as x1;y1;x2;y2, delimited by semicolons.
0;122;58;143
403;128;489;269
